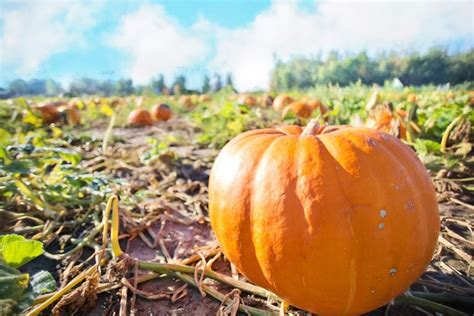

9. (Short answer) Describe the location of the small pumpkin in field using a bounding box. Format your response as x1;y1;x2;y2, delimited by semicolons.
209;121;439;315
151;103;172;121
237;94;257;107
178;95;195;108
273;94;294;111
58;104;81;125
198;94;211;103
281;101;313;118
407;93;417;103
36;103;59;124
367;103;409;139
306;99;328;115
127;108;153;126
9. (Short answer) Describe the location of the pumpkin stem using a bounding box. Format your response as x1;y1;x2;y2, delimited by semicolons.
301;119;321;136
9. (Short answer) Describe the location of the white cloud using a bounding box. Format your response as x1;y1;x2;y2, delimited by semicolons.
1;0;472;90
108;4;209;85
210;0;473;91
0;0;104;76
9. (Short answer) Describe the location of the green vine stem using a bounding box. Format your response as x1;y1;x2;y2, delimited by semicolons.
440;116;462;153
409;291;474;305
43;223;104;260
395;293;469;316
137;260;279;301
176;272;272;316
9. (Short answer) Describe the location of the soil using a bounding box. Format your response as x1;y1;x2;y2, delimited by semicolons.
25;118;474;315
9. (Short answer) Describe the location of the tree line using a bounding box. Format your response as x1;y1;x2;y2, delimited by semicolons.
0;73;234;99
270;48;474;91
1;48;473;98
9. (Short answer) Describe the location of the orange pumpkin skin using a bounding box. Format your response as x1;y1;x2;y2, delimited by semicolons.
372;108;407;140
198;94;211;103
209;124;439;316
127;108;153;126
273;94;294;111
238;95;257;107
282;101;313;118
178;96;195;108
36;103;59;124
58;105;81;125
151;103;172;121
307;99;328;114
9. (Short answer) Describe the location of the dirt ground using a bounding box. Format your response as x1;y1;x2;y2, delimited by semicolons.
30;118;473;315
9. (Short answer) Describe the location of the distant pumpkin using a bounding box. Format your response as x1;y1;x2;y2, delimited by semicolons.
273;94;294;111
58;104;81;125
198;94;211;103
367;104;408;139
306;99;328;115
282;101;313;118
238;95;257;107
127;108;153;126
36;103;59;124
178;96;195;108
151;103;172;121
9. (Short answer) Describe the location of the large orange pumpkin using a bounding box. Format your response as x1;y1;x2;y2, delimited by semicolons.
209;121;439;316
281;101;313;118
151;103;172;121
273;94;294;111
127;108;153;126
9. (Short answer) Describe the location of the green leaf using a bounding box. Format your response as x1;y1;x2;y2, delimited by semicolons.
0;129;12;147
30;271;56;295
0;235;44;268
52;148;82;166
3;161;31;175
0;262;55;315
0;262;30;315
0;147;11;164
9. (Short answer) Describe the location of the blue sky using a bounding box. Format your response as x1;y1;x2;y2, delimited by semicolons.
0;0;473;91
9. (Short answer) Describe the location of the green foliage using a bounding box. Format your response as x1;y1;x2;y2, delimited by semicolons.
140;135;183;165
0;235;56;316
0;235;43;268
190;95;274;148
0;127;108;212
